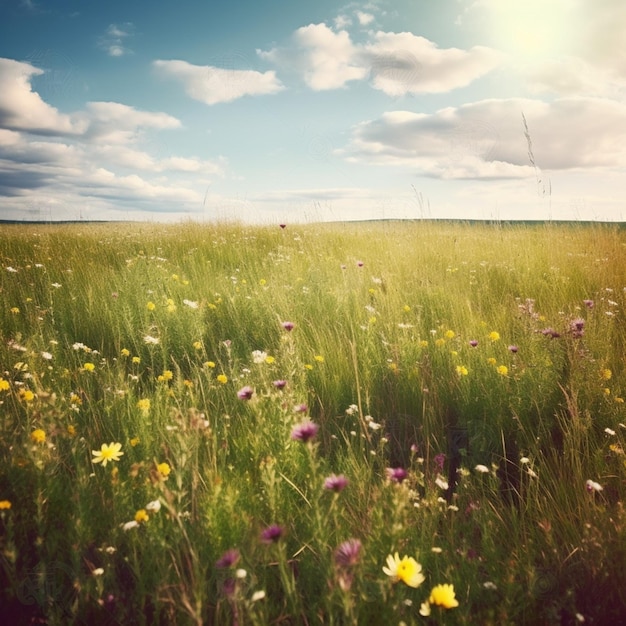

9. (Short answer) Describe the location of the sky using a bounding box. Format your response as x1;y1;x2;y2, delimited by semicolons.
0;0;625;223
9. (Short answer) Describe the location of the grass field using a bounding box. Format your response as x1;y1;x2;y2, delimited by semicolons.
1;220;625;625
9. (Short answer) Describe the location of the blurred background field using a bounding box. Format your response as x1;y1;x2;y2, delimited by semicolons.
0;220;625;625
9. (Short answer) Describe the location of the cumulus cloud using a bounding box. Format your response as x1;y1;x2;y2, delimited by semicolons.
257;23;501;94
339;97;626;179
0;58;83;135
153;59;284;105
0;57;226;219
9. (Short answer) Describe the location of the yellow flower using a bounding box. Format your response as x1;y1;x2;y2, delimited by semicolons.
67;425;76;437
30;429;46;443
428;583;459;609
304;364;313;370
132;356;141;364
158;369;173;382
496;365;508;376
259;278;267;286
601;368;612;381
10;307;20;314
487;357;497;365
217;374;228;384
382;552;425;588
137;398;151;414
456;365;468;377
314;355;325;363
157;462;171;478
488;331;500;342
121;348;130;357
419;340;428;348
435;338;445;347
204;361;216;368
83;362;95;372
20;389;35;402
444;330;455;339
265;355;275;364
193;341;202;350
134;509;149;523
130;437;140;447
0;378;10;392
146;301;156;311
70;392;82;405
0;500;11;510
403;305;411;313
92;442;124;467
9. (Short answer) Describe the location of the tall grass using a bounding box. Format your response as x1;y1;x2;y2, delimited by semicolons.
1;220;625;624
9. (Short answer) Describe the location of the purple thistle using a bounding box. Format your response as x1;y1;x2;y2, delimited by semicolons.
386;467;408;483
508;345;519;353
434;452;446;472
357;261;364;267
273;379;287;389
221;577;237;596
293;402;308;413
215;548;240;569
583;299;594;309
541;327;561;339
237;385;254;400
281;321;295;331
291;420;319;443
334;539;362;568
324;474;349;492
260;524;284;543
469;339;478;347
569;318;585;338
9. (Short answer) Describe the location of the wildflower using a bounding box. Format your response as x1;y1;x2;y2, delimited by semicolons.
216;549;240;569
419;602;431;617
496;365;508;376
137;399;150;414
204;361;216;368
251;590;266;602
488;331;500;342
508;345;519;353
41;351;53;361
30;429;46;444
434;453;446;471
0;500;12;510
487;357;497;365
157;462;171;478
334;539;362;567
20;389;35;402
237;385;254;400
435;476;449;490
122;520;139;531
357;260;364;267
217;374;228;384
252;350;268;363
600;368;612;381
541;327;561;338
605;428;616;436
291;420;319;443
260;524;284;543
314;355;324;363
193;341;202;350
183;299;199;309
92;442;124;467
281;321;295;331
586;479;603;493
146;301;156;311
92;568;104;577
143;335;160;345
273;379;287;389
386;467;408;483
82;362;96;372
265;355;275;364
475;464;490;473
293;402;308;413
132;356;141;364
428;583;459;608
444;330;455;339
583;299;594;309
10;307;20;314
134;509;149;523
382;553;425;588
569;318;585;338
157;370;174;382
0;378;9;392
146;499;161;513
324;474;349;492
121;348;130;357
469;339;478;347
455;365;468;377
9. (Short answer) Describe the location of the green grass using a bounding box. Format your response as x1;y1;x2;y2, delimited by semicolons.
1;220;625;625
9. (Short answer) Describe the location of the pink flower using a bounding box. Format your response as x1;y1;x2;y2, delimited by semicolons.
291;420;319;443
237;386;254;400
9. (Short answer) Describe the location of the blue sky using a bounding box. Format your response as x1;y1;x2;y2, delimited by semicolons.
1;0;625;223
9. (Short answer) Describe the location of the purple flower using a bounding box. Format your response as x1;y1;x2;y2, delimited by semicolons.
273;379;287;389
293;402;308;413
469;339;478;347
291;420;319;443
215;549;240;569
583;299;594;309
334;539;362;568
434;453;446;472
281;321;295;331
279;224;286;229
221;577;237;596
386;467;408;483
508;345;519;353
260;524;284;543
237;385;254;400
569;318;585;338
541;327;561;339
357;261;364;267
324;474;349;492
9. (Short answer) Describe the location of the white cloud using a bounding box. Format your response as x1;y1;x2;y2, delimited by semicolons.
356;11;375;25
0;58;83;135
339;97;626;179
99;23;135;57
153;59;284;105
258;23;367;90
257;24;501;94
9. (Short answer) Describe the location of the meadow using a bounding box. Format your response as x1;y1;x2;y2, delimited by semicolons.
0;219;625;625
